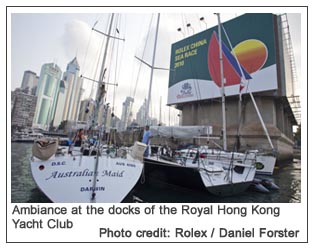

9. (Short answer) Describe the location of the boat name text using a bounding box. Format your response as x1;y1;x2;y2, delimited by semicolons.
116;162;137;167
45;169;125;180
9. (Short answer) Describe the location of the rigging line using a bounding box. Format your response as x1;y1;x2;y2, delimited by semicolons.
82;14;107;82
108;14;123;82
221;23;253;95
130;14;157;125
195;13;202;30
181;13;188;36
91;13;115;202
112;14;122;113
221;23;273;151
126;14;155;126
132;14;154;99
81;24;94;76
105;14;119;99
85;16;111;100
89;28;107;99
114;14;126;86
220;23;245;152
111;14;126;115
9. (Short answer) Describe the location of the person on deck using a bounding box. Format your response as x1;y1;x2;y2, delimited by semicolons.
73;129;86;147
142;125;152;157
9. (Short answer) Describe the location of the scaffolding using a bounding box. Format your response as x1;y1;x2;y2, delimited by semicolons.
280;13;301;125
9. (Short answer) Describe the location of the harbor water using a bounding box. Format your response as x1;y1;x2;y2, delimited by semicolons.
11;142;301;203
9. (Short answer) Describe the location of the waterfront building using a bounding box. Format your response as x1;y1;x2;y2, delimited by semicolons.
21;70;39;95
120;96;134;131
11;88;37;129
62;57;84;122
33;63;62;130
136;98;148;126
53;80;66;128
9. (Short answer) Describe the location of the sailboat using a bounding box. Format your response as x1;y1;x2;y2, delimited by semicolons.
29;14;147;203
137;14;257;197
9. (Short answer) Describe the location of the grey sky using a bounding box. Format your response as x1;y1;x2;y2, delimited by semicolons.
9;8;303;123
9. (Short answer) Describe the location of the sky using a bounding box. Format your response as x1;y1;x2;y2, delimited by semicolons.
9;7;303;125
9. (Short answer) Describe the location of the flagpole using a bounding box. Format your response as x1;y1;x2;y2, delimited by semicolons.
216;13;227;151
145;13;160;125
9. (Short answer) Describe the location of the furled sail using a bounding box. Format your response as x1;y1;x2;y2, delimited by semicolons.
149;125;212;139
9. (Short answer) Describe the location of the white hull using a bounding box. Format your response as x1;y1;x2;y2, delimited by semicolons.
189;157;256;195
179;148;276;176
30;154;143;203
198;159;256;188
207;150;276;175
254;155;276;175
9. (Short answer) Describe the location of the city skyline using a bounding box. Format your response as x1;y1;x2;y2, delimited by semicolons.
9;8;303;125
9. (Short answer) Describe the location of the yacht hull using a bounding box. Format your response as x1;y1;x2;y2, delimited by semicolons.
30;155;143;203
142;157;256;196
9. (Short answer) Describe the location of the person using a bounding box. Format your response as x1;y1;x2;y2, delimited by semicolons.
142;125;152;157
72;129;86;147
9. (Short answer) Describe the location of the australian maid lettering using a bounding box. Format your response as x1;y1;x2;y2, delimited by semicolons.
46;169;125;180
46;169;97;180
102;170;124;177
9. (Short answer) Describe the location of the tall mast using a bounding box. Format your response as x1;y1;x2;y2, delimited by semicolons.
94;13;115;125
216;13;227;151
90;13;115;202
145;13;160;124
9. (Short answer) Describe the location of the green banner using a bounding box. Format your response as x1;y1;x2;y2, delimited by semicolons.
168;13;276;88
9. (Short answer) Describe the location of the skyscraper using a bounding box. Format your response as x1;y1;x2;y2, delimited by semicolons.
11;89;37;129
21;70;39;95
120;96;134;131
136;98;148;126
62;57;83;122
53;80;66;127
33;63;62;130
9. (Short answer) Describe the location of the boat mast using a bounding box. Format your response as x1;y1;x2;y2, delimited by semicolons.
216;13;227;151
91;14;115;202
145;13;160;125
93;13;115;126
